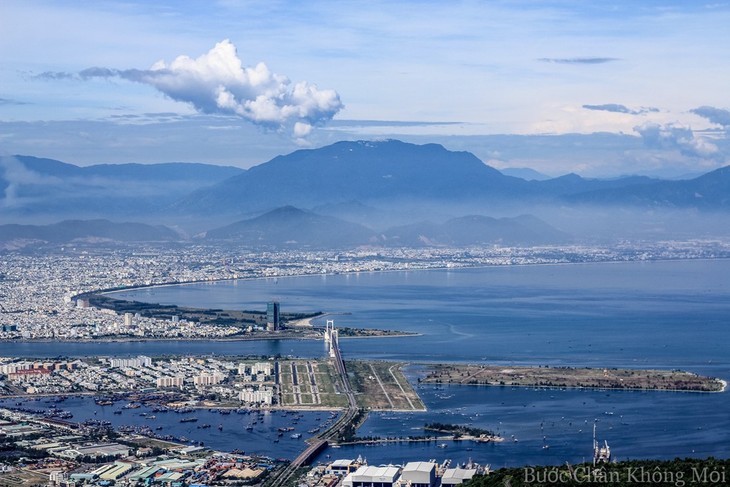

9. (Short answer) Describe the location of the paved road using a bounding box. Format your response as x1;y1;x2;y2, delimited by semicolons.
269;344;359;486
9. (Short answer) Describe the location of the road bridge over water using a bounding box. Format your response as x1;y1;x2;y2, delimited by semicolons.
268;321;359;486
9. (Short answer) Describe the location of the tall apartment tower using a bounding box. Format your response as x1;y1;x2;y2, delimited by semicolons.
266;302;280;331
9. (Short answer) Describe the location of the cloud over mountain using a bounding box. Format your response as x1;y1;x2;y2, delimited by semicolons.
633;123;719;159
36;40;343;141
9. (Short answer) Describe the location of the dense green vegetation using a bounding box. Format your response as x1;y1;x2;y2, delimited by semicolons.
424;422;498;438
337;408;367;442
464;458;729;486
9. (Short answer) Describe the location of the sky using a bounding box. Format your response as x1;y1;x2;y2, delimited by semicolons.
1;0;729;177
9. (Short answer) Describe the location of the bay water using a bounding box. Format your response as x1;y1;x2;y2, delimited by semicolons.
3;260;729;465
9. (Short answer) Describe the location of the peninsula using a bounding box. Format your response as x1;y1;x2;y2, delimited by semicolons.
420;364;725;392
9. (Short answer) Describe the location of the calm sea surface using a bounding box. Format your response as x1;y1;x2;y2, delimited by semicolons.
2;260;729;465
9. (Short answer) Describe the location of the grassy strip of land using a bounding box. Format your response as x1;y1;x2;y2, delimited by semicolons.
337;326;418;338
279;360;426;411
347;361;426;411
85;293;321;328
277;360;348;408
421;364;725;392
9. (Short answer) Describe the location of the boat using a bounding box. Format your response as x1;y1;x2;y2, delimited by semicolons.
291;433;302;439
180;417;198;423
593;424;611;464
438;443;448;448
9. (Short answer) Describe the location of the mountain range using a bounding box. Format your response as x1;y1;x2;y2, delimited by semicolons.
172;139;527;214
2;140;730;247
203;206;570;248
172;139;730;215
0;219;179;244
0;155;244;219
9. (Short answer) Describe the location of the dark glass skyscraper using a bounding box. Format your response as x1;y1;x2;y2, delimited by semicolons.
266;302;280;331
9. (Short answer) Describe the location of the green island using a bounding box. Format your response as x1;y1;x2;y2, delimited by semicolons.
335;422;502;446
424;422;500;441
421;364;726;392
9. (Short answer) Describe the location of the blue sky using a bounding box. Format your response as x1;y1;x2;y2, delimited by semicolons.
1;0;729;177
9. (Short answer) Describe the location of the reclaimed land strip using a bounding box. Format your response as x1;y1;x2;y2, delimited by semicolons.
421;364;725;392
72;294;416;340
86;293;321;329
347;360;426;411
277;360;349;409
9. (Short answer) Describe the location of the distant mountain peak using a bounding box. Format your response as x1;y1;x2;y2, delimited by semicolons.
265;205;306;216
205;205;377;247
175;138;512;215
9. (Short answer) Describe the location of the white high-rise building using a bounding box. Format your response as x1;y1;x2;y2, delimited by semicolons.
109;356;152;368
156;376;184;388
239;387;273;405
193;372;225;386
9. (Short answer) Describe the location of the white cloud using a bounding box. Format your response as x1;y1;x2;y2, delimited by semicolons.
136;40;343;136
634;122;719;159
0;155;60;208
293;121;313;138
38;40;343;139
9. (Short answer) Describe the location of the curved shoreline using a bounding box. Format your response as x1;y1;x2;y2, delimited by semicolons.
62;256;730;345
83;255;730;303
0;331;420;344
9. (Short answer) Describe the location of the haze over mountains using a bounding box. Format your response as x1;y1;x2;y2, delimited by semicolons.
0;155;243;219
0;220;179;245
202;206;570;248
2;139;730;248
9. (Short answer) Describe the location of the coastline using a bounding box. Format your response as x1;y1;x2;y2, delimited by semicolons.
0;331;420;344
1;258;727;474
87;255;730;304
